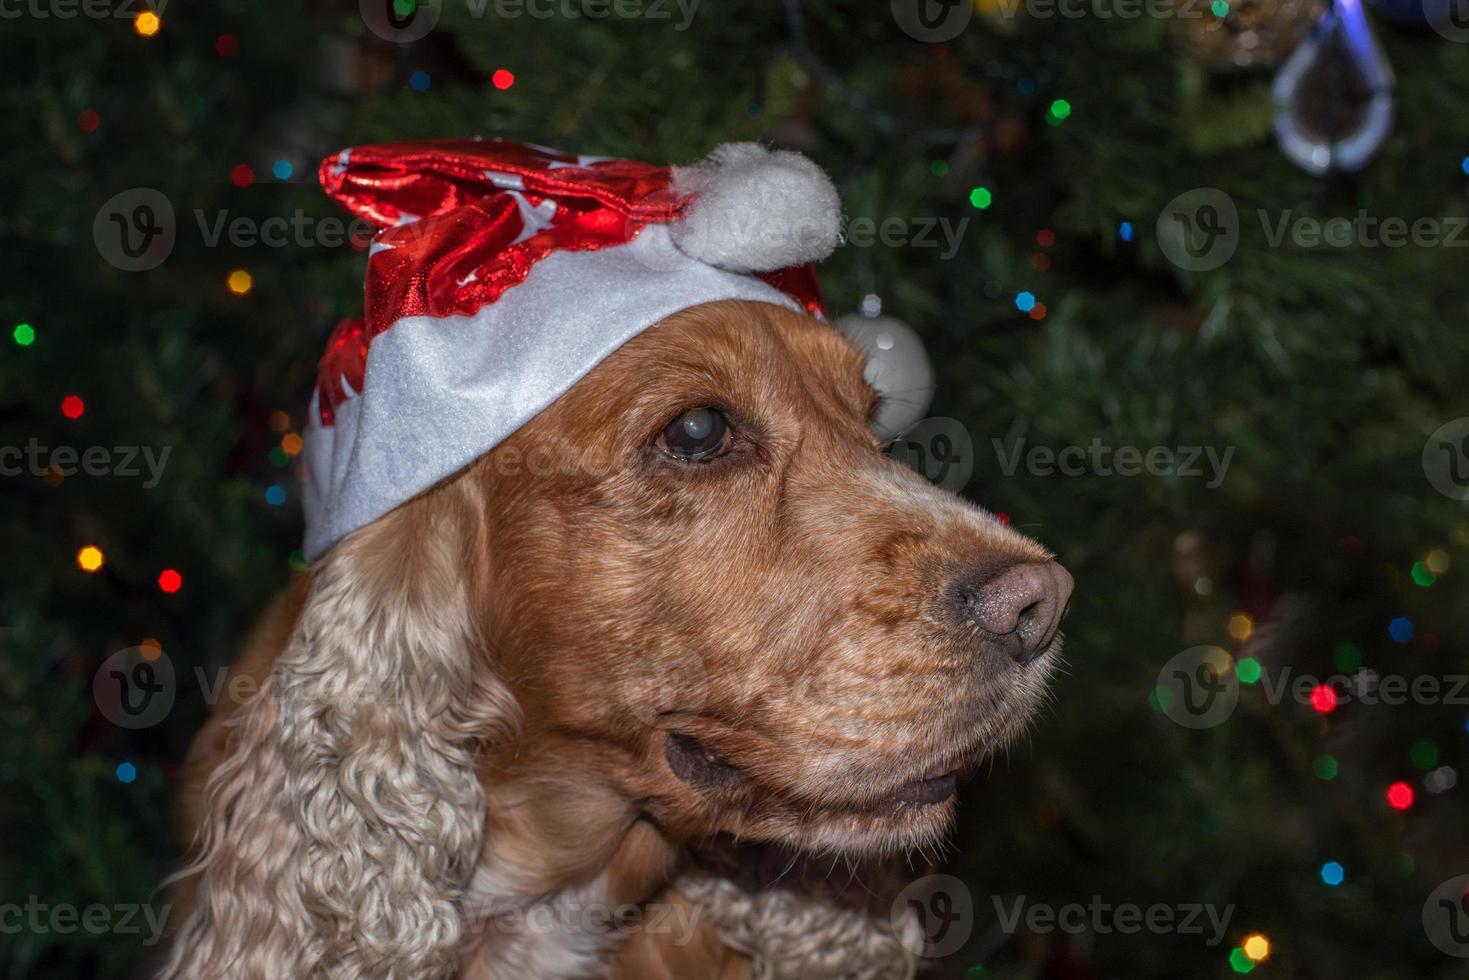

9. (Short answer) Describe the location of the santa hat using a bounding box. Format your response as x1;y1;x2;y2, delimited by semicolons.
302;139;926;560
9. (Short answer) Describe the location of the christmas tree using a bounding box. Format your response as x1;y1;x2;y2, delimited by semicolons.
3;0;1468;976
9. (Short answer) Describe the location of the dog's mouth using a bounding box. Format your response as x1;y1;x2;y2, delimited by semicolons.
664;731;972;814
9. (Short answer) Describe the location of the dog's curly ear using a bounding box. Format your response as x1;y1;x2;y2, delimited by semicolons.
159;484;518;980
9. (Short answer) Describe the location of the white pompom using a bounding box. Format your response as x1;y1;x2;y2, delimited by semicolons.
669;143;841;273
837;313;936;442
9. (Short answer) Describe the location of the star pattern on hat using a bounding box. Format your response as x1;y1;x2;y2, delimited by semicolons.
507;191;558;245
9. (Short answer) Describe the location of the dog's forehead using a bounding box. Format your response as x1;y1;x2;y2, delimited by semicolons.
618;300;870;396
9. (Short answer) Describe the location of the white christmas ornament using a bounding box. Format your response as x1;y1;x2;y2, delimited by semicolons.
837;313;935;442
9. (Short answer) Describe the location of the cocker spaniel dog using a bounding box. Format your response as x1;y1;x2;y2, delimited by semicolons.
160;141;1072;980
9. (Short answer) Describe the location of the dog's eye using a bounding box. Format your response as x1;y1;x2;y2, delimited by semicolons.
657;407;731;461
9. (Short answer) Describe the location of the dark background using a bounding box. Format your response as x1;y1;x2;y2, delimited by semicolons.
3;0;1469;977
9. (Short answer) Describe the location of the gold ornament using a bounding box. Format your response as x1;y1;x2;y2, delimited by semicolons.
1175;0;1320;71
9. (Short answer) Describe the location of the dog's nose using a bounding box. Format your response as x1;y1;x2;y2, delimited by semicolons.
956;561;1074;664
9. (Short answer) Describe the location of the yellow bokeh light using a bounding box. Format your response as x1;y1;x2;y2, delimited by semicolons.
134;10;161;37
77;545;105;572
1242;933;1271;962
1227;612;1254;642
139;638;162;661
1426;548;1450;575
281;432;304;456
227;269;253;295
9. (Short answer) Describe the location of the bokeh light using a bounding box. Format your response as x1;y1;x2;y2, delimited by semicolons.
1386;781;1415;811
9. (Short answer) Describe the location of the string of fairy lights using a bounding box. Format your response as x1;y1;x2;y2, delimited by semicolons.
23;6;1469;976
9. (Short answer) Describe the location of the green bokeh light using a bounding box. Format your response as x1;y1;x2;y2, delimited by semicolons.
1410;739;1438;771
1332;642;1361;673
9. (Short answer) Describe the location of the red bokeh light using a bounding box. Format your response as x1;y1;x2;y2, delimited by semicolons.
1386;781;1415;811
60;395;85;419
491;69;516;91
78;109;100;133
1309;684;1339;714
230;164;253;188
216;34;238;58
157;569;183;594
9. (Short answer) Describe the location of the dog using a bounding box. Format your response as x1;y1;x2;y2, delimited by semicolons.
160;296;1072;979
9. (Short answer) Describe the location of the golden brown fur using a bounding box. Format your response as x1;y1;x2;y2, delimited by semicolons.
163;300;1067;979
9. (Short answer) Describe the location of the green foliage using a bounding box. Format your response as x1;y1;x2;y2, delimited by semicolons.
2;2;1467;977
